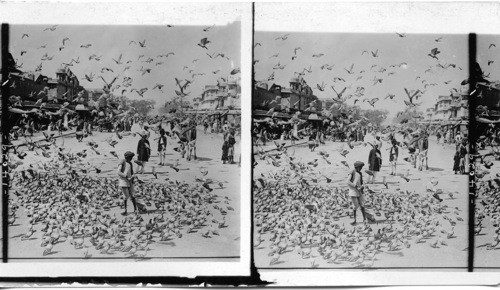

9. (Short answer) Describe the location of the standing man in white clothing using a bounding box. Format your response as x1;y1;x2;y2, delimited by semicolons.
117;151;138;215
347;161;367;225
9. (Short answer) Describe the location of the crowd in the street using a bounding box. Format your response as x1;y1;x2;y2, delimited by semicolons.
252;118;468;175
9;106;241;167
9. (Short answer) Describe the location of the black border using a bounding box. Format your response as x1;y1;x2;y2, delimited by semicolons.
1;23;10;263
467;33;477;273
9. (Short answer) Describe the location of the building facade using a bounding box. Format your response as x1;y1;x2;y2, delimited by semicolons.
449;93;469;120
425;107;435;120
8;72;50;100
50;67;87;103
199;76;241;111
434;95;452;120
430;92;468;121
9;65;88;104
252;76;320;114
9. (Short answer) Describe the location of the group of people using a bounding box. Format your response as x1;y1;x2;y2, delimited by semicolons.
116;118;238;215
255;116;470;178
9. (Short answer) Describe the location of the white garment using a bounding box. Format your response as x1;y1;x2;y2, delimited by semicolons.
117;161;133;187
131;122;141;133
63;114;69;129
348;171;362;197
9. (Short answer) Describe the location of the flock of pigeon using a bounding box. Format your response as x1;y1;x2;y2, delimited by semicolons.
255;33;497;122
12;24;240;101
6;130;234;259
253;136;467;268
251;33;499;268
473;128;500;252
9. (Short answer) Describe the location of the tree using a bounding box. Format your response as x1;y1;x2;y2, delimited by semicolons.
326;103;388;127
159;97;191;116
129;99;156;116
392;107;424;125
362;109;390;127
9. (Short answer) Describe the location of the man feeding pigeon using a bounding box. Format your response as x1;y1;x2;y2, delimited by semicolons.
347;161;367;225
117;151;138;215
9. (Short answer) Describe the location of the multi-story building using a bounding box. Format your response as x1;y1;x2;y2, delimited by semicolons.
199;76;241;111
449;93;469;120
428;92;469;121
49;67;87;103
425;107;435;120
252;76;320;114
8;71;50;100
9;65;88;105
434;95;452;120
199;85;219;111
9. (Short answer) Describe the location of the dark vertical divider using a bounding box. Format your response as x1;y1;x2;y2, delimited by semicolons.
467;33;477;272
1;23;10;263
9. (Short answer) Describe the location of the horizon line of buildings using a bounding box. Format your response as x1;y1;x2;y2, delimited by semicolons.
7;62;240;114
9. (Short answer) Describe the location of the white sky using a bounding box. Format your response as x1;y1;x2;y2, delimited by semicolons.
7;5;242;114
254;2;500;120
254;31;469;116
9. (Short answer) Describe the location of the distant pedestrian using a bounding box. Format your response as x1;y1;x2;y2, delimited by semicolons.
227;128;236;164
157;129;167;166
453;139;468;174
374;134;383;150
143;125;151;139
455;132;462;147
417;133;429;171
57;118;63;135
203;120;209;134
76;119;84;142
136;131;151;174
185;121;197;161
222;128;235;164
86;120;92;136
308;129;318;152
389;140;399;175
368;144;382;183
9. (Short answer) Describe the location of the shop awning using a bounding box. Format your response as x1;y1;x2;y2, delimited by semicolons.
253;109;291;119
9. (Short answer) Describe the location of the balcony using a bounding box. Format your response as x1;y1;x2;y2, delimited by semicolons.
438;95;452;101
